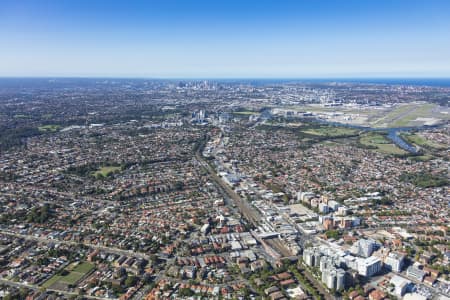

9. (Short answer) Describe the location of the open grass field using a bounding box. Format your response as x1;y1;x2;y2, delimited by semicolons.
38;124;61;132
408;155;434;162
375;144;408;155
232;111;259;116
401;133;446;149
42;113;54;119
42;262;94;288
41;274;61;288
301;127;358;137
361;133;389;144
73;262;95;273
92;165;122;178
359;133;407;155
281;122;305;127
13;114;30;119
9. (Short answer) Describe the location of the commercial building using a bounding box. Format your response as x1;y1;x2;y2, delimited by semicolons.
390;275;411;297
302;247;322;268
406;266;426;282
319;203;330;214
357;239;376;258
357;257;381;277
384;252;405;272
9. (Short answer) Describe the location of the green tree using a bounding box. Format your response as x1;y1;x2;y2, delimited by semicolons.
125;275;137;287
178;288;195;297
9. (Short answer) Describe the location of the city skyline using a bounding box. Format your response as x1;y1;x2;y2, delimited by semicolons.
1;0;450;78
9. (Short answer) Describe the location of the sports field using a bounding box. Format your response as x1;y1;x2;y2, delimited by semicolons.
92;166;122;178
42;262;94;288
38;124;61;132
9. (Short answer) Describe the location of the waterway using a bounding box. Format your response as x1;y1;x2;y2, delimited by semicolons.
386;128;418;153
313;119;445;154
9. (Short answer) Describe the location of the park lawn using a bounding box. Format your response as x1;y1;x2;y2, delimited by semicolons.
360;133;390;145
92;166;122;178
232;111;258;115
402;133;445;149
301;127;358;137
38;124;61;132
375;143;408;155
320;140;338;146
301;129;327;136
42;113;54;119
42;273;80;288
13;114;30;119
42;262;94;288
279;121;305;127
42;274;61;288
59;271;84;284
360;133;407;155
73;262;95;273
409;155;434;162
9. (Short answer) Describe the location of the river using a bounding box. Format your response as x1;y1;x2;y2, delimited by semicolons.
312;119;445;154
386;128;418;153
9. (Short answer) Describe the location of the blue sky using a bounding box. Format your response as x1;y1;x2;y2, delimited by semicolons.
0;0;449;78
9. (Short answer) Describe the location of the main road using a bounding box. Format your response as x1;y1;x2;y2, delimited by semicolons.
195;135;296;258
0;230;151;261
0;278;108;300
195;153;261;227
